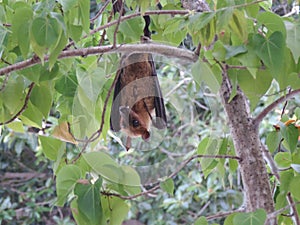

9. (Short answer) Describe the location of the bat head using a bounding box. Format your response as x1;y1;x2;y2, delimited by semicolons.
119;106;151;141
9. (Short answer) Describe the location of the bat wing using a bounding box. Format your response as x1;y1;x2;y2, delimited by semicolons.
148;54;167;129
110;68;123;132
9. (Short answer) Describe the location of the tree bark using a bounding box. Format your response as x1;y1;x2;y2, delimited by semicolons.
220;68;276;225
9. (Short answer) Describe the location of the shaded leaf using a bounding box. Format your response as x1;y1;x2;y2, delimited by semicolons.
74;179;103;225
253;31;285;79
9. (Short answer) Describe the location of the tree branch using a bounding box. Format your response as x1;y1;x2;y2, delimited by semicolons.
253;89;300;127
0;82;35;125
101;153;240;200
0;44;198;76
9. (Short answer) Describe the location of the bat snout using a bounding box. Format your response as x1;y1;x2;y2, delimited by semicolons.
142;131;150;141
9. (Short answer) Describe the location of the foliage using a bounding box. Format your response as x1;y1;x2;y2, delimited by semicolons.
0;0;300;225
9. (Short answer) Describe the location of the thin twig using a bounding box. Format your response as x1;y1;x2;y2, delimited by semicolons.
267;200;300;220
101;153;241;200
0;82;35;125
90;0;111;23
280;87;291;118
113;0;124;48
287;192;300;225
206;208;245;220
253;89;300;127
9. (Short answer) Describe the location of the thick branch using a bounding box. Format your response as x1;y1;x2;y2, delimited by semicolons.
254;89;300;127
0;44;198;76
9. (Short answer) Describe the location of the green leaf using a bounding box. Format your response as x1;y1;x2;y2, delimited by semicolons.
0;76;25;123
58;0;78;12
78;0;90;34
39;63;60;81
11;6;33;58
280;170;294;194
194;216;208;225
74;179;103;225
274;152;292;169
19;101;44;128
120;165;141;188
286;20;300;63
83;152;140;186
253;31;285;79
224;213;238;225
39;135;65;161
191;60;221;94
233;209;266;225
30;83;53;118
101;196;129;225
5;121;25;133
257;12;286;39
56;164;81;206
49;29;68;69
31;17;61;47
0;25;8;59
55;72;78;97
160;178;174;196
281;124;299;153
266;131;282;153
290;175;300;200
76;66;105;102
118;16;145;43
228;10;248;43
230;69;272;111
224;45;247;60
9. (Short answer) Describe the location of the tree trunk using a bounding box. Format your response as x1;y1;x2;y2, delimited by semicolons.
220;69;276;225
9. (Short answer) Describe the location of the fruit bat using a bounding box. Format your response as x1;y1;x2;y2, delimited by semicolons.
110;53;167;150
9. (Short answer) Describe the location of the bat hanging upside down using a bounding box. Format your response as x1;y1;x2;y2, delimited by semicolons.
110;53;167;150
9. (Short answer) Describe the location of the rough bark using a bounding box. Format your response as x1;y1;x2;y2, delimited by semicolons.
220;68;276;225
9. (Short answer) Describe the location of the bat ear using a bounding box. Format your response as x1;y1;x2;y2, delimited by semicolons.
142;131;150;141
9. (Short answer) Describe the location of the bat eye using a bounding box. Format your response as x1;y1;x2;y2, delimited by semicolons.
132;119;140;127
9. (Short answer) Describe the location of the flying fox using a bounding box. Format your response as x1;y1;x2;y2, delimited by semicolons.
110;53;167;150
